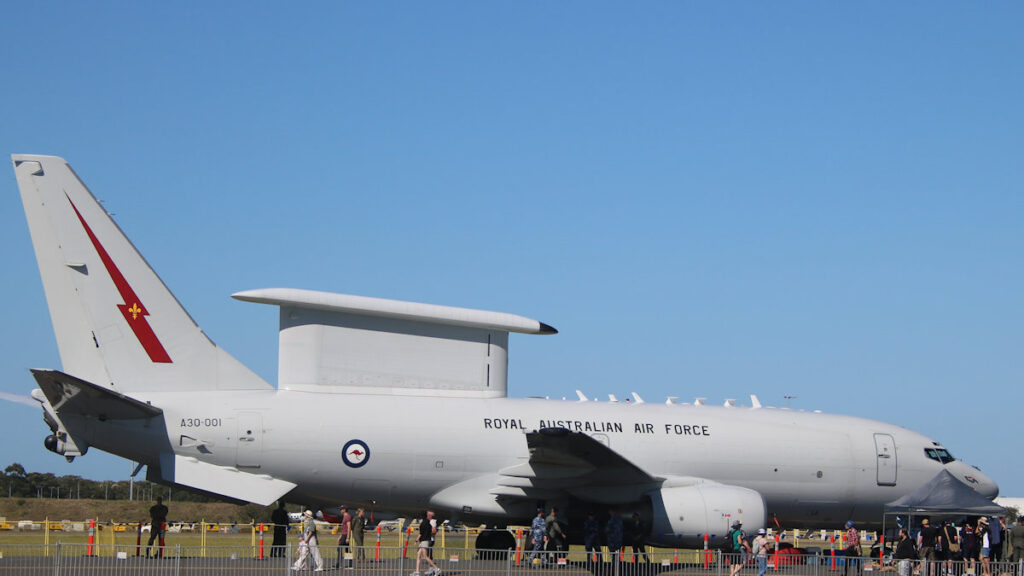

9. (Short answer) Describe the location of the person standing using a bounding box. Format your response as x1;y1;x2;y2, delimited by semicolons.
1010;516;1024;562
918;518;939;576
753;529;771;576
844;521;861;576
271;501;290;558
291;510;324;572
893;528;918;576
351;508;367;563
629;513;650;563
606;508;624;561
529;509;548;565
939;520;957;575
414;510;441;576
583;511;601;565
978;517;992;576
145;497;169;559
989;516;1004;562
961;520;978;573
335;505;352;568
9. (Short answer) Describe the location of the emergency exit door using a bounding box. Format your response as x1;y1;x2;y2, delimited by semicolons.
874;433;897;486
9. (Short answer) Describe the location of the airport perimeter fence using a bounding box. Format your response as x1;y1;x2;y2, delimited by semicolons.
1;544;1022;576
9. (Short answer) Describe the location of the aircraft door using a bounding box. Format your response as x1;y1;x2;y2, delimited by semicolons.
236;412;263;468
873;433;897;486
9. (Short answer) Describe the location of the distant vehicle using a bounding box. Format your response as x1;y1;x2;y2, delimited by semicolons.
11;155;999;550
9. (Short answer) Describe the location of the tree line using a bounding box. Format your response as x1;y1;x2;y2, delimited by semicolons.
3;463;225;502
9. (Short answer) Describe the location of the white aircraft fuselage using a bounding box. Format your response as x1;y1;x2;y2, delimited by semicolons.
11;154;998;549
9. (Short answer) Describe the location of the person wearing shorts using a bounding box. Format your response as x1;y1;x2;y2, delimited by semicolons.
414;510;440;576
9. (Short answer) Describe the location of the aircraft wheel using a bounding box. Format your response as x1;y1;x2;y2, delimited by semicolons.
475;529;516;553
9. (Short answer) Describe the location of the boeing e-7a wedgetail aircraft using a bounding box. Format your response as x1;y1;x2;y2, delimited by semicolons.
11;155;998;549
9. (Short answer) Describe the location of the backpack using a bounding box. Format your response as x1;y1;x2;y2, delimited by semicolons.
720;529;737;552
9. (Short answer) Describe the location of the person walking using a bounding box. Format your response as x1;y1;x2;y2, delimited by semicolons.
546;507;566;561
413;510;441;576
728;522;750;576
271;501;290;558
335;505;352;568
753;528;771;576
291;510;324;572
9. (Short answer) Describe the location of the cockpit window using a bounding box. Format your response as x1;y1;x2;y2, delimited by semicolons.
924;448;956;464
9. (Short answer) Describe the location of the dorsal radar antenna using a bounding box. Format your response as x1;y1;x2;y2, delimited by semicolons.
666;396;678;405
694;397;707;406
631;393;645;404
750;395;762;409
575;390;588;402
608;394;619;403
724;399;737;407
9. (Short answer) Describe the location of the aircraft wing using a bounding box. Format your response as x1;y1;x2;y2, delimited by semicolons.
494;428;662;503
155;453;296;507
32;369;163;420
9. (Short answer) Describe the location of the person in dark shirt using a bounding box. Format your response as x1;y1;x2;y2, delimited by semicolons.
893;528;918;576
583;511;600;566
630;513;650;563
918;517;939;576
414;510;440;576
270;501;289;558
145;497;169;558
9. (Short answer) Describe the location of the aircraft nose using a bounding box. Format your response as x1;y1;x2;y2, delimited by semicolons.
951;462;999;499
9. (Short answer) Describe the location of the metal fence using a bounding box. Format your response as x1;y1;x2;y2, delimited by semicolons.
0;545;1021;576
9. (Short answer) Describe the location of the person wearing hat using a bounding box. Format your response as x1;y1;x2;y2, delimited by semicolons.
918;517;939;574
844;521;861;576
728;521;750;576
752;528;771;576
529;508;548;565
977;517;991;576
292;509;324;572
334;505;352;568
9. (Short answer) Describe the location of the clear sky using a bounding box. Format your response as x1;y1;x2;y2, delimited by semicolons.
1;3;1021;498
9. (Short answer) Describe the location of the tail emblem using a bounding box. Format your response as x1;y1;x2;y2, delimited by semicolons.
67;195;173;363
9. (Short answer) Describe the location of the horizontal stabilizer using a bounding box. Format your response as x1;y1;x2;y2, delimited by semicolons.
31;369;163;420
158;453;295;506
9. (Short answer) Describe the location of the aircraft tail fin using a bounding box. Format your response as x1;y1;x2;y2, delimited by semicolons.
12;155;269;392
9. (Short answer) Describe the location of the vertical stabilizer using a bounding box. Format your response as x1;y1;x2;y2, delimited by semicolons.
12;155;269;392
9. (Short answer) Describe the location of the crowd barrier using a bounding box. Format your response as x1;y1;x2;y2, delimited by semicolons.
0;544;1020;576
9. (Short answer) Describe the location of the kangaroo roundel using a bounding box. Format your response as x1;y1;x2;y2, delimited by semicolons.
342;439;370;468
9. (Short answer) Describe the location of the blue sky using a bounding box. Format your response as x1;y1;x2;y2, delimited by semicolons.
2;3;1021;498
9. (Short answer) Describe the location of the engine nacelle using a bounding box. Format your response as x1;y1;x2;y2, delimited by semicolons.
648;481;766;547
